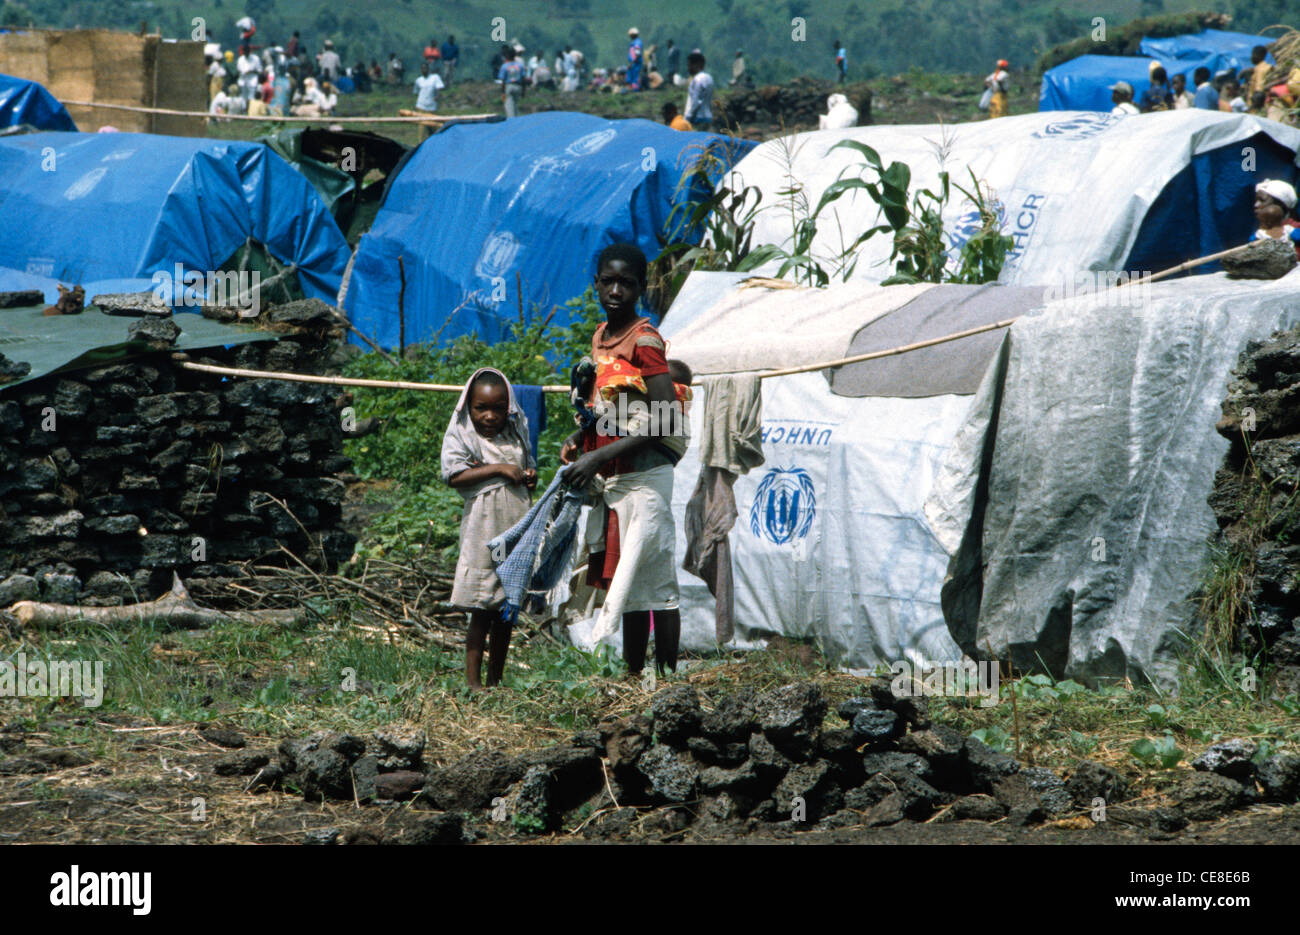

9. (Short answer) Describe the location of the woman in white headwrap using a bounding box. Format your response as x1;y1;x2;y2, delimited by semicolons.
1252;179;1300;259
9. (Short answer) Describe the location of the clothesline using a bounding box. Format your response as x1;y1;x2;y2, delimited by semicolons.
174;317;1017;390
60;99;498;124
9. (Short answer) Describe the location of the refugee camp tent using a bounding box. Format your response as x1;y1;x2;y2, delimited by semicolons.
570;268;1300;688
0;72;75;130
728;110;1300;290
929;270;1300;688
0;131;351;304
1038;54;1194;112
568;272;1051;670
1139;28;1273;73
344;112;755;349
1040;32;1273;113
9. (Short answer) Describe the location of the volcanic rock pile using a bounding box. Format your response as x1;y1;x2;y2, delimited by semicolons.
0;298;357;606
259;681;1300;842
1212;326;1300;696
717;77;871;129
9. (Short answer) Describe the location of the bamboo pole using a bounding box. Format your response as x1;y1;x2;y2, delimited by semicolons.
1118;241;1259;288
749;317;1020;380
60;99;499;124
177;359;568;393
177;316;1021;392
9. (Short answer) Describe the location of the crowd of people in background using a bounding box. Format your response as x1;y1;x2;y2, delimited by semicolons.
981;43;1300;124
204;16;463;119
202;17;854;127
1105;51;1284;119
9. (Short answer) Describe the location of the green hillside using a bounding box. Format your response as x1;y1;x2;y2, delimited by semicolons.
1;0;1289;82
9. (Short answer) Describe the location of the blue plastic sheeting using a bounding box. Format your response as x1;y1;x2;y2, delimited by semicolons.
0;131;350;304
0;73;75;131
511;384;547;461
1039;54;1217;111
345;111;756;349
1128;131;1297;276
1139;29;1274;73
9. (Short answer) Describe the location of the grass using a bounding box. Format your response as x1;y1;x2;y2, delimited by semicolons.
930;667;1299;791
5;604;1298;789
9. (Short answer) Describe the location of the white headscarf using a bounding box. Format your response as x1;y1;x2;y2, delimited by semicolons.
1257;179;1298;211
440;367;534;488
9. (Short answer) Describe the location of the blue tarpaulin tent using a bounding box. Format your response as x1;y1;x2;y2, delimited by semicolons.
1039;54;1215;111
344;112;756;349
0;73;75;131
1041;55;1169;112
1043;30;1277;113
0;131;350;304
1139;29;1274;73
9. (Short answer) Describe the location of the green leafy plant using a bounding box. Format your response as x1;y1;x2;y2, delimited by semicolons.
1145;703;1170;728
970;724;1014;753
1129;733;1184;769
661;135;1013;291
813;140;1013;285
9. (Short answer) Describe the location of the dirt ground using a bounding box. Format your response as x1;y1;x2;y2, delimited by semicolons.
3;710;1294;845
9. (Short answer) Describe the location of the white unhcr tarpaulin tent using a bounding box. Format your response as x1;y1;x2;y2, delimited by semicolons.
727;110;1300;288
570;272;1049;670
570;268;1300;688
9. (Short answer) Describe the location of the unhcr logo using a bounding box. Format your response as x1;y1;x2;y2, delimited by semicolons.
1031;113;1117;140
947;201;1007;253
749;467;816;545
151;263;262;318
475;231;521;281
565;128;617;157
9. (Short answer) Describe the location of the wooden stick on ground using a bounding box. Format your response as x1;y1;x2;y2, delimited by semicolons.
9;573;306;629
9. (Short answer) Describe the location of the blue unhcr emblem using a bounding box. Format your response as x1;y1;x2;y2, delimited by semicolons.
1031;113;1116;140
947;201;1006;253
749;467;816;545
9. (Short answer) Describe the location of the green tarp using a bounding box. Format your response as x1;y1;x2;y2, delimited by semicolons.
256;128;410;246
0;305;274;392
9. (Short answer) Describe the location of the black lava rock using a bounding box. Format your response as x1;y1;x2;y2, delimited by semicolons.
851;708;902;746
1256;753;1300;802
650;683;702;746
425;750;524;811
637;745;699;803
1191;739;1258;779
963;737;1021;792
1176;772;1247;821
1065;759;1131;808
898;725;967;791
127;315;182;348
755;683;827;760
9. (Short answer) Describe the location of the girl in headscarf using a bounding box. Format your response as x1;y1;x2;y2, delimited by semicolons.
442;368;537;689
